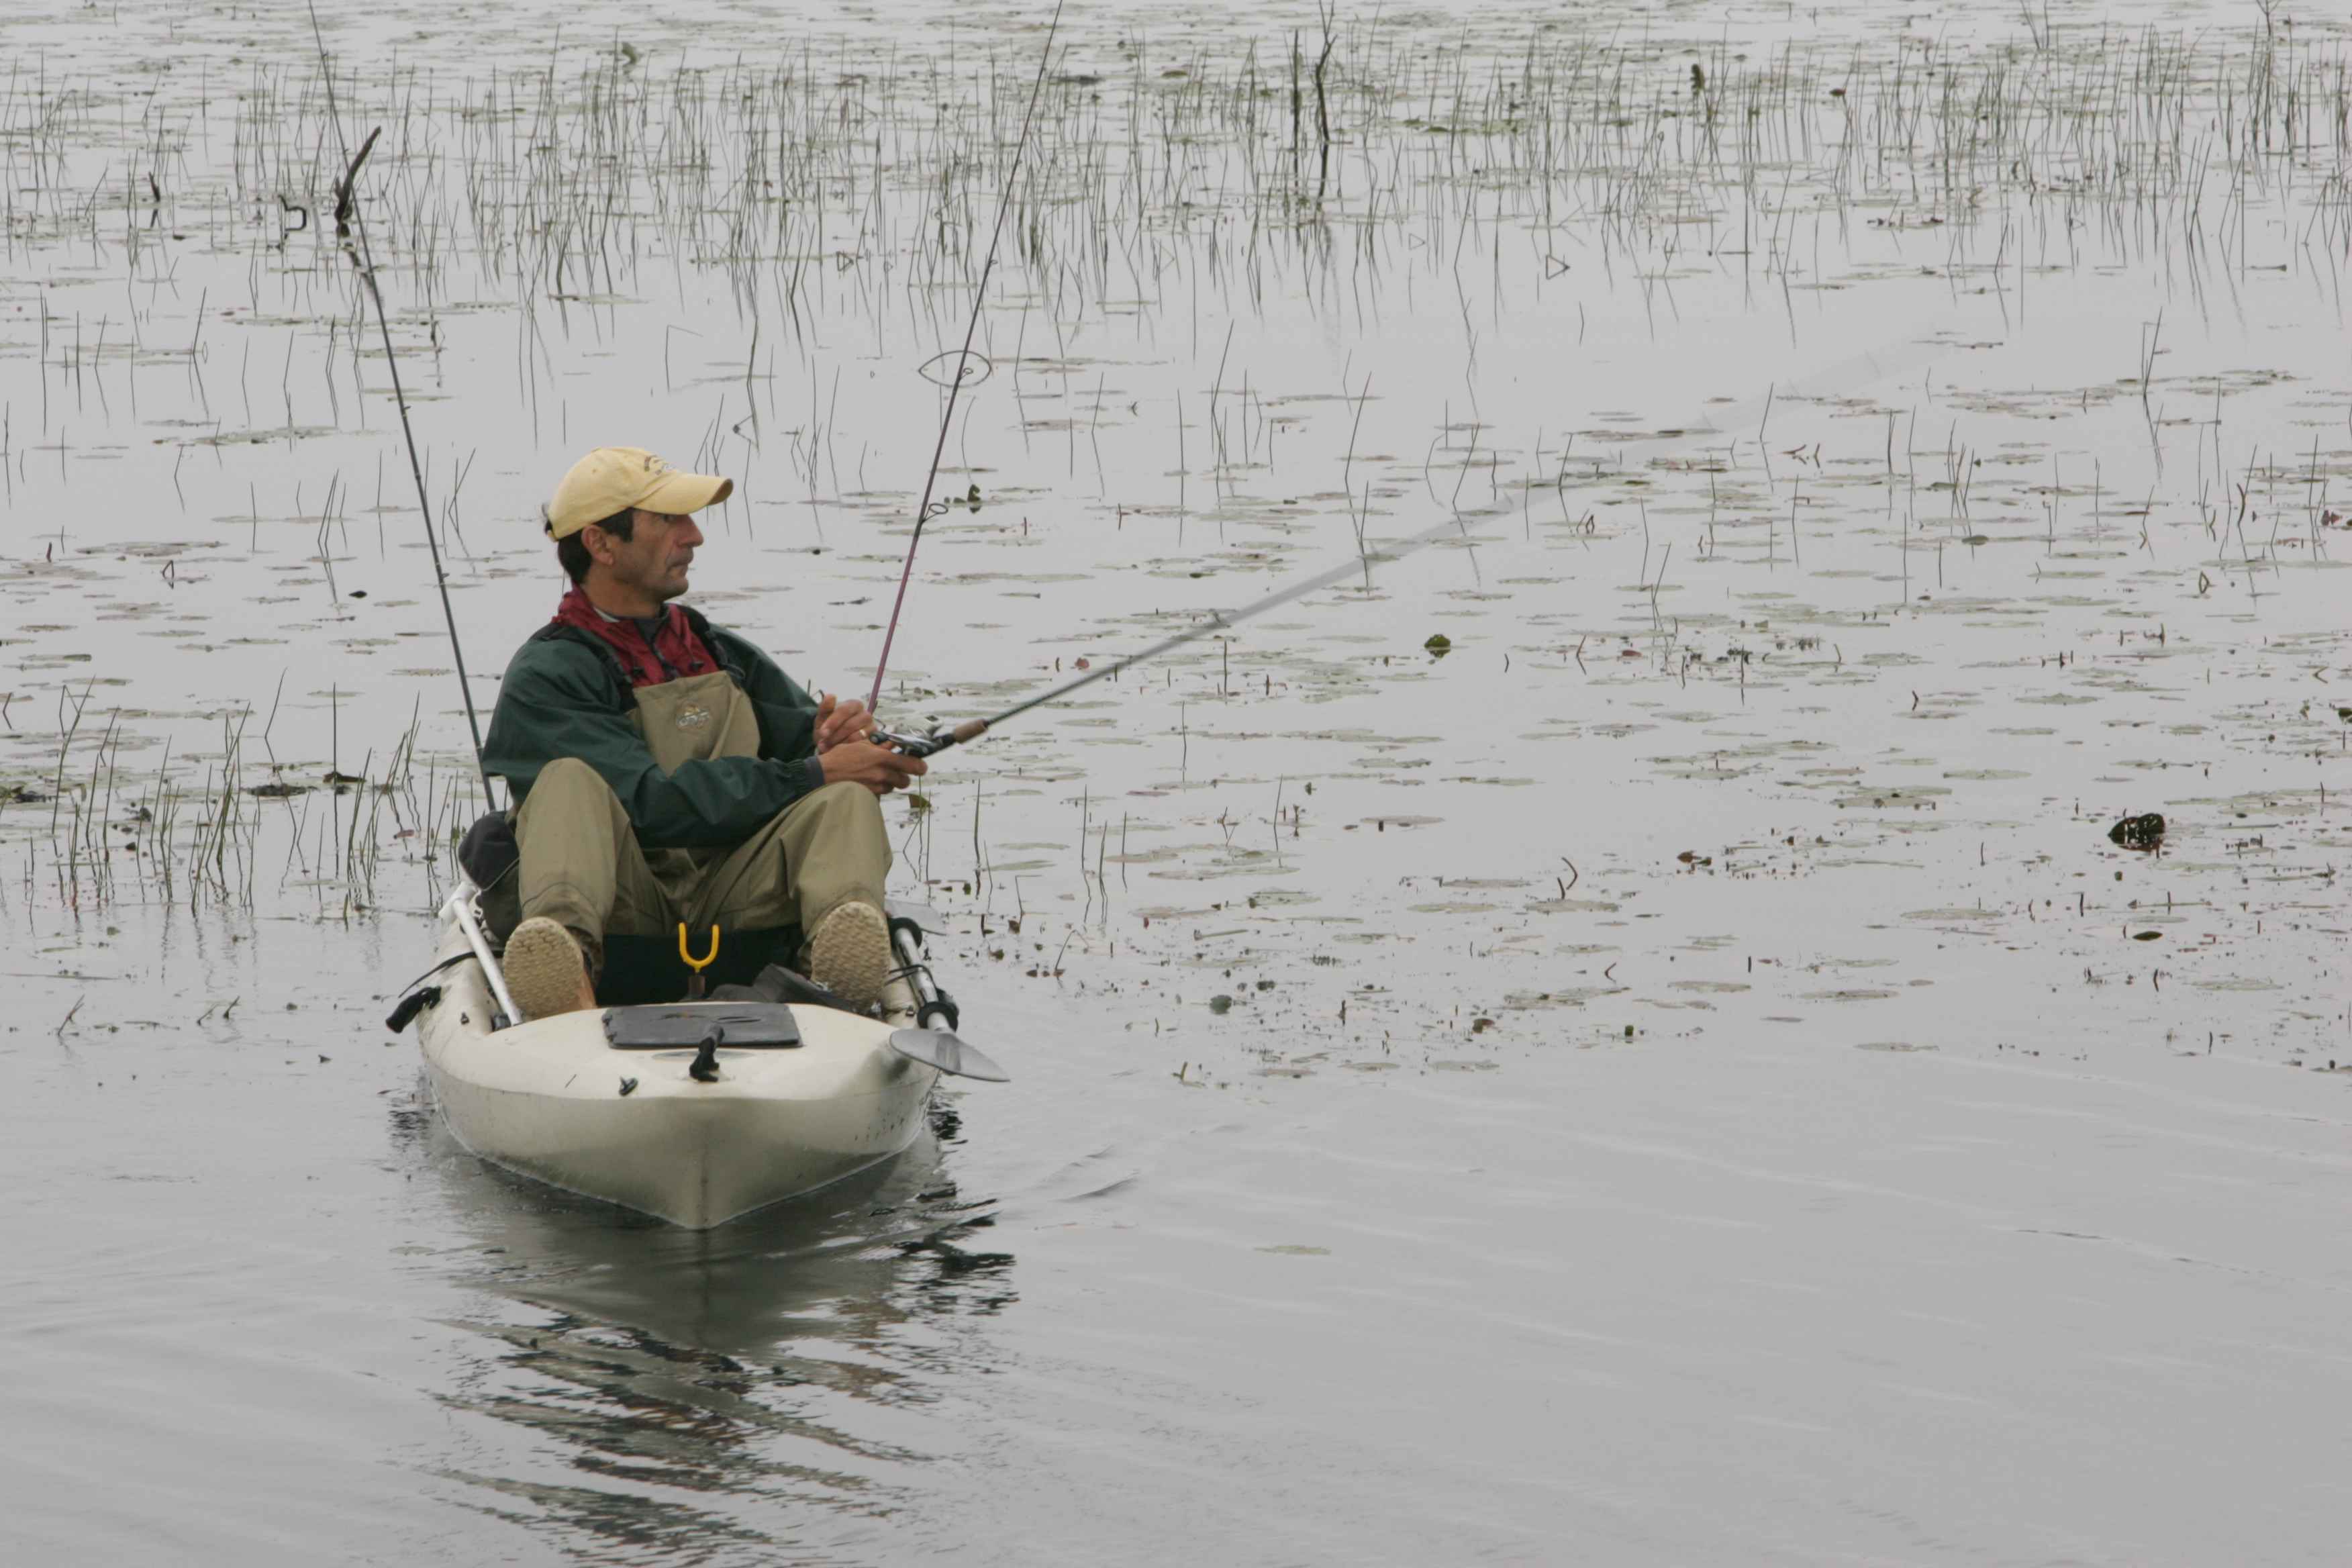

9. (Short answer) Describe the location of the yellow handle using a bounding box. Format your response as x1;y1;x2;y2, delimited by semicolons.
677;923;720;973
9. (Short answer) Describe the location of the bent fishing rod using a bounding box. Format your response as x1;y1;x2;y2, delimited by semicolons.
867;0;1066;716
871;330;1957;762
306;0;497;809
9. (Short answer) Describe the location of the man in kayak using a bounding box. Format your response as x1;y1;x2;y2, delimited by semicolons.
481;445;926;1021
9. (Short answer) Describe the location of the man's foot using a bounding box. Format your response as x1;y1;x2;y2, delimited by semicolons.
504;918;599;1021
807;901;892;1010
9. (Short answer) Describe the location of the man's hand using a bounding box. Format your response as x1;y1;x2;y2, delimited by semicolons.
820;736;928;796
812;691;875;754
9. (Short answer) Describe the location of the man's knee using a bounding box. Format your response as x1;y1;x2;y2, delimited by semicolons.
517;758;618;826
535;756;610;796
803;780;891;845
789;781;889;873
807;779;885;820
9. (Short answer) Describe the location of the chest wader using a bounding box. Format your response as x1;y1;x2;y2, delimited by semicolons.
511;669;892;999
630;670;765;887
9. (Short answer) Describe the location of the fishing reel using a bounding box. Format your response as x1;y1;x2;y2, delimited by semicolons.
871;718;988;760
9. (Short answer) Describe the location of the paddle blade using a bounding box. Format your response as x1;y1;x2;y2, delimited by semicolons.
889;1028;1010;1083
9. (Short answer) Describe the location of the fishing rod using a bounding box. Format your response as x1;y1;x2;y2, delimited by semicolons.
867;0;1067;716
872;509;1478;759
871;330;1956;762
305;1;497;810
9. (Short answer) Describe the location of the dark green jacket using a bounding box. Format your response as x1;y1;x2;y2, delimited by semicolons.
482;606;827;848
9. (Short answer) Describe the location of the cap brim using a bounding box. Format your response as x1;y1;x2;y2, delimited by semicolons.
638;471;733;517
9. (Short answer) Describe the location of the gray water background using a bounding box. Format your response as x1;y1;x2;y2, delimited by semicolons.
3;0;2351;1561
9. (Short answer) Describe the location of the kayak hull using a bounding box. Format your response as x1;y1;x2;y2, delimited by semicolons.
416;922;937;1228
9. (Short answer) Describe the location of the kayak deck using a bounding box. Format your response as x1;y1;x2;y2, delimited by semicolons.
415;917;938;1228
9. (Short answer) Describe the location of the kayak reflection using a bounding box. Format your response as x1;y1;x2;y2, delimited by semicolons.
392;1095;1015;1559
409;1095;1015;1346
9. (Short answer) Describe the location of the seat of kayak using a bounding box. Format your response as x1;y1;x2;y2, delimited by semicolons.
591;926;799;1006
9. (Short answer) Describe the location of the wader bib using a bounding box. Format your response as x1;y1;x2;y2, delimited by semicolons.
511;669;889;969
632;669;764;890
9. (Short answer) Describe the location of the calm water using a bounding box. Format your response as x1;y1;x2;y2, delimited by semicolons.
5;0;2351;1561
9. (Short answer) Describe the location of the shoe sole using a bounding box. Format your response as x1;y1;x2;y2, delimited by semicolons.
505;917;589;1022
808;902;892;1010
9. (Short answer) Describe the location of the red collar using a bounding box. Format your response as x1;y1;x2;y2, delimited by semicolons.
550;585;716;689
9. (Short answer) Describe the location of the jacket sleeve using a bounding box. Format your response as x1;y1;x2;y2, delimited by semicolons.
719;633;826;765
484;640;821;849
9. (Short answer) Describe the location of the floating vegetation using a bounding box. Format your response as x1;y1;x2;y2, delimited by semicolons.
1;2;2347;1085
7;8;2352;1565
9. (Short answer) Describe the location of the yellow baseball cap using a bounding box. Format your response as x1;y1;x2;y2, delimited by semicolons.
545;446;734;539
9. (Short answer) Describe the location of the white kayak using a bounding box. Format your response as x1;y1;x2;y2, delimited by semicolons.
400;891;1003;1230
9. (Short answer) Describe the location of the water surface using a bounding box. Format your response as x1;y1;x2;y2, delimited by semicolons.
5;0;2351;1560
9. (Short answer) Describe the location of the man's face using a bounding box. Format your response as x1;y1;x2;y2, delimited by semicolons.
593;508;703;601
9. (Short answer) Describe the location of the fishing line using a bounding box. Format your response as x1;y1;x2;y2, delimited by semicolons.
305;0;496;809
868;0;1067;716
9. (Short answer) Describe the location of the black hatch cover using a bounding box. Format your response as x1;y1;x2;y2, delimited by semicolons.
603;1004;803;1050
